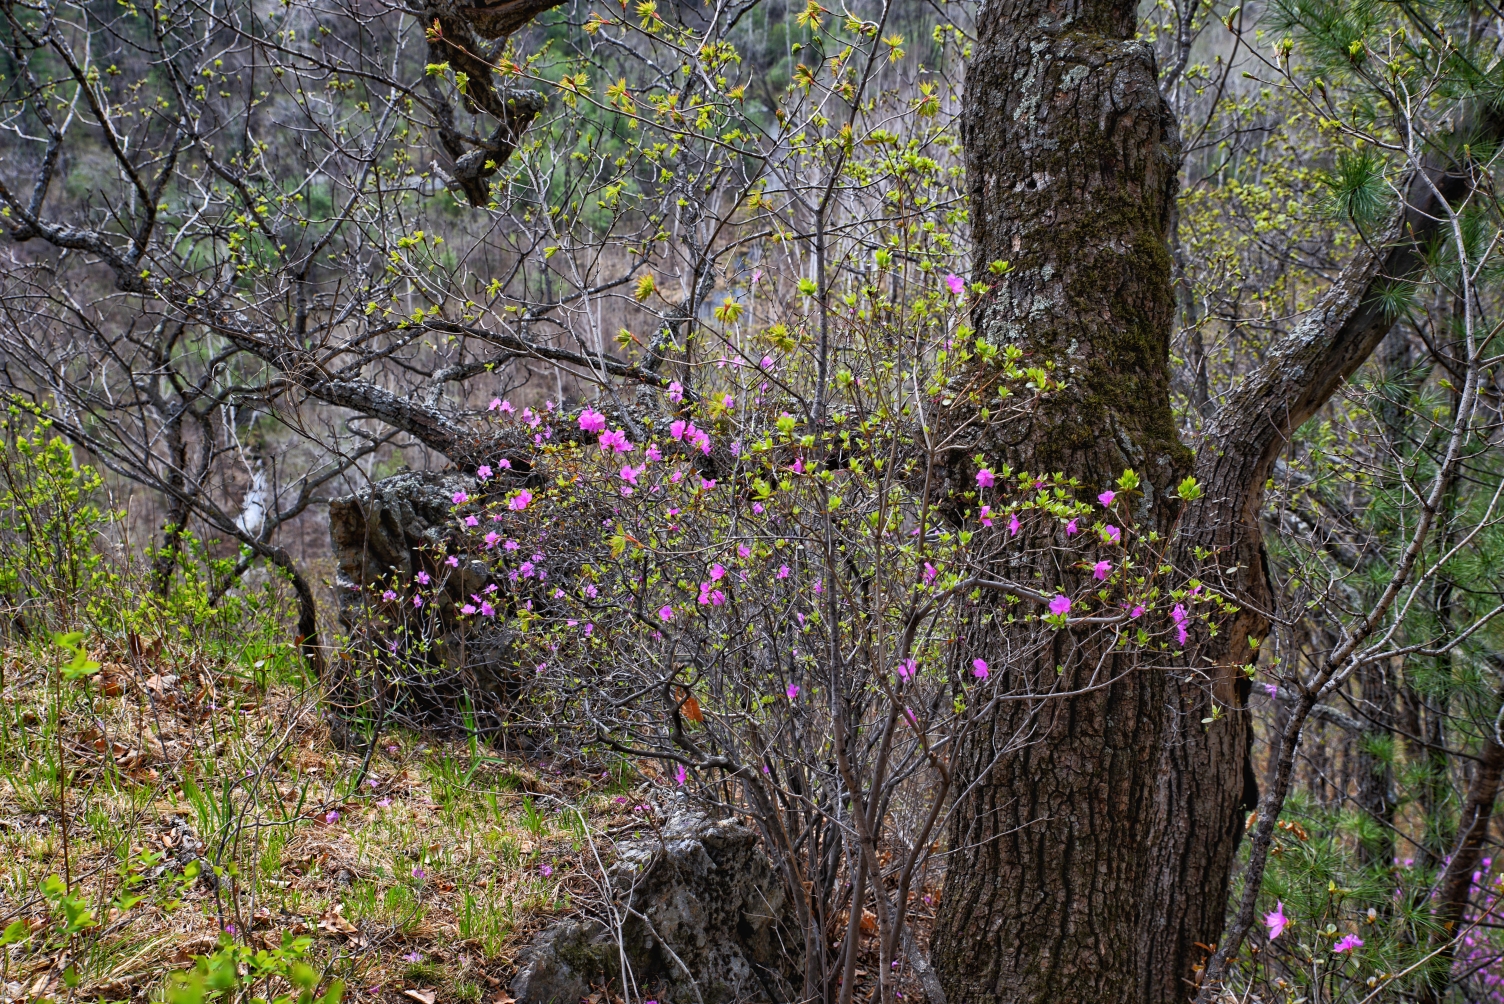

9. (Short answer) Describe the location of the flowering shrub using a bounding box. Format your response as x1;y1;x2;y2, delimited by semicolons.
348;258;1245;996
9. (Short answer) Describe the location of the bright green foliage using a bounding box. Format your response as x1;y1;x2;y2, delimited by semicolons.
0;405;115;633
167;933;345;1004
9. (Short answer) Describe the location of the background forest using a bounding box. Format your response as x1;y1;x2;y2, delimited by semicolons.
0;0;1500;1001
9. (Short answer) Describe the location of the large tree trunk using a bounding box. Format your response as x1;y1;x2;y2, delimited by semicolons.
932;1;1190;1000
933;0;1498;998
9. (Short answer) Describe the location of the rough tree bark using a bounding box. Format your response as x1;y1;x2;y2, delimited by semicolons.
934;0;1494;1002
933;0;1189;1000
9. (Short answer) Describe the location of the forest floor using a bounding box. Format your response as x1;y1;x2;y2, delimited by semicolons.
0;639;660;1004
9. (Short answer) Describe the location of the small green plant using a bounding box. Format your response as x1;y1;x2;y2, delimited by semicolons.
40;873;97;940
402;959;445;986
54;632;99;683
167;932;344;1004
520;796;545;839
457;890;514;959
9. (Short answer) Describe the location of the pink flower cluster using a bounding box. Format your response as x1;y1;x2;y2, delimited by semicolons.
670;420;712;454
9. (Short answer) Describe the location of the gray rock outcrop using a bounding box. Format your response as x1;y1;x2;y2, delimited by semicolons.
511;812;801;1004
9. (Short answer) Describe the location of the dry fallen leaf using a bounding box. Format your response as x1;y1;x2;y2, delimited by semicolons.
317;909;359;936
675;687;703;722
403;990;437;1004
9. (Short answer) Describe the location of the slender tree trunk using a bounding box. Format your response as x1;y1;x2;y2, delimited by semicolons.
152;413;190;596
1419;707;1504;1004
1355;659;1397;870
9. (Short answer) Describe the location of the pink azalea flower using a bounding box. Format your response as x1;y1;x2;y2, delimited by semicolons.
944;273;965;295
499;458;512;468
753;502;765;514
1009;514;1020;536
489;398;502;411
510;490;532;510
416;571;430;585
484;532;500;549
1333;934;1363;953
668;381;684;402
976;468;995;488
761;355;775;369
540;864;553;878
1048;595;1071;617
413;595;423;608
710;563;727;581
382;589;397;602
452;490;469;505
675;764;687;786
501;400;515;414
923;563;938;585
1130;604;1145;618
972;658;989;679
1092;561;1112;580
578;408;607;433
659;605;673;622
621;465;639;485
980;504;994;527
461;604;477;615
791;458;805;474
326;810;340;824
646;443;662;462
898;658;917;680
446;555;459;567
1098;490;1116;507
480;602;495;617
786;683;799;700
1265;901;1289;940
778;565;790;579
505;539;519;550
1171;603;1188;645
737;545;751;559
477;465;492;480
1065;519;1077;535
464;515;479;527
599;429;633;452
1103;524;1121;543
